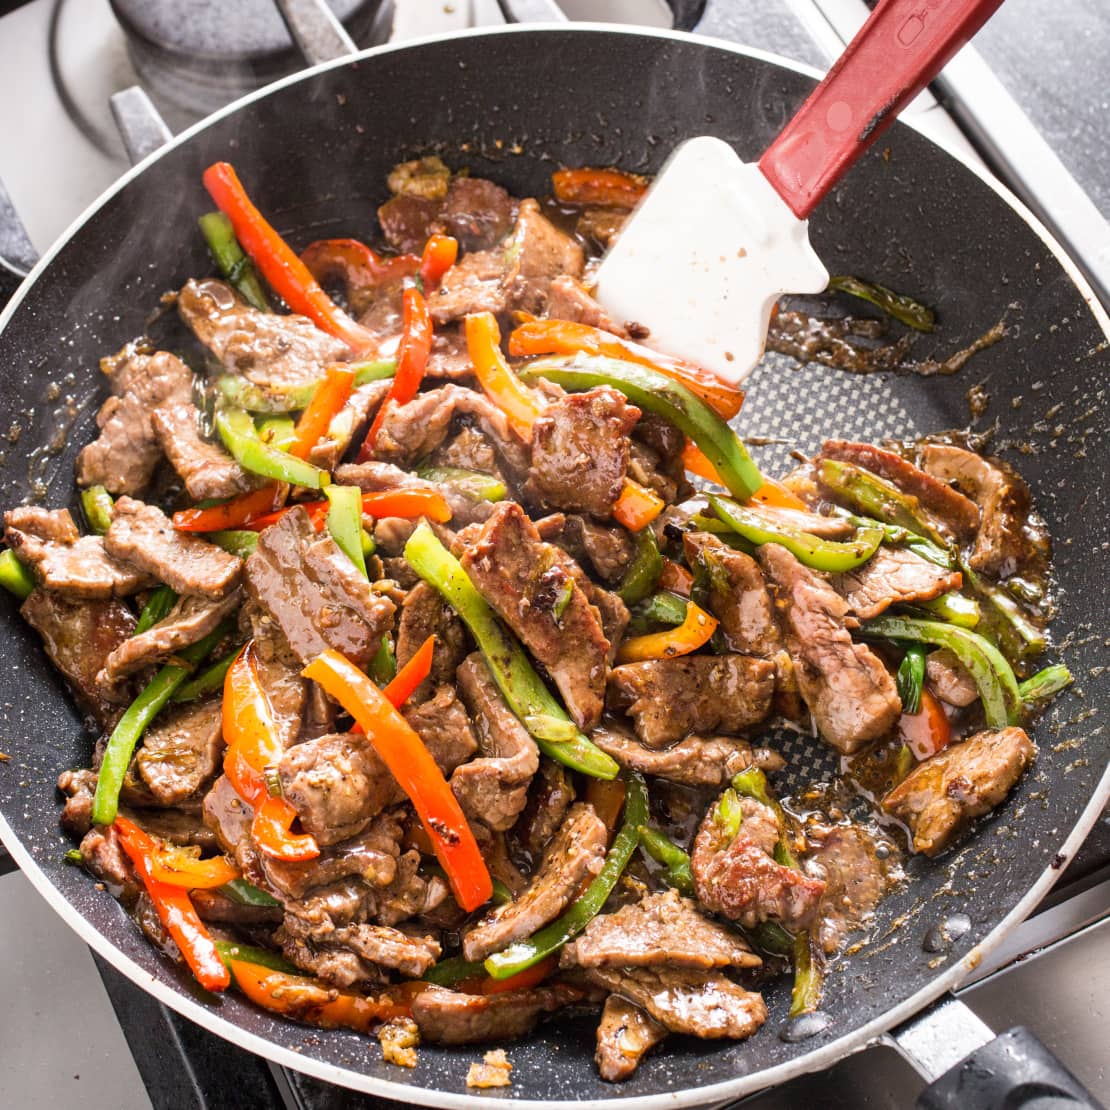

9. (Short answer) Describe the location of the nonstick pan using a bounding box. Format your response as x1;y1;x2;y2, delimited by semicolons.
0;22;1107;1108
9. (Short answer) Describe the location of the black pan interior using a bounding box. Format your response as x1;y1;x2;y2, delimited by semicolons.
0;28;1106;1103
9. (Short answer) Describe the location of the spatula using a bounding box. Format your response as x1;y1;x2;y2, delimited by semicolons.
593;0;1005;385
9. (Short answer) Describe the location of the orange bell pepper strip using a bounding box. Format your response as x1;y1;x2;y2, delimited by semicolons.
289;365;355;460
898;688;953;761
658;558;693;598
749;477;809;513
252;796;321;862
616;600;718;664
551;167;649;209
360;285;434;458
301;238;420;290
203;162;377;353
172;483;287;533
420;233;458;292
584;778;627;835
149;846;240;890
681;441;726;486
466;312;546;443
508;319;744;420
612;478;665;531
114;817;231;992
350;633;434;735
303;649;492;912
244;487;452;533
458;954;560;996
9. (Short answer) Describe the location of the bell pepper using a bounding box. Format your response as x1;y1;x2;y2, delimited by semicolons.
302;648;492;912
484;772;648;978
198;210;271;312
731;766;799;868
172;651;236;704
658;558;693;597
133;584;178;636
467;312;546;442
415;465;507;503
830;507;954;569
616;599;718;664
403;523;619;781
216;409;330;490
827;274;935;332
218;880;281;910
348;633;434;737
301;237;420;292
960;559;1046;662
323;485;367;578
361;285;434;457
749;477;809;512
368;635;397;686
896;644;927;715
637;825;695;896
149;845;240;890
509;319;744;420
616;527;663;605
709;494;883;573
289;365;355;459
520;355;762;500
214;939;296;973
790;932;824;1018
627;591;689;635
217;359;396;416
0;549;35;600
245;487;452;534
914;591;980;628
584;777;628;835
897;687;952;761
209;529;260;559
80;485;115;535
551;166;649;208
612;478;665;532
114;816;230;992
202;163;377;352
172;483;287;533
420;233;458;291
1018;663;1073;706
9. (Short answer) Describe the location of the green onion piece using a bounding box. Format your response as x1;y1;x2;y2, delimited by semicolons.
171;651;236;704
256;416;296;451
0;550;35;601
827;274;935;332
263;765;283;798
361;528;376;557
1018;663;1073;705
134;584;177;636
551;578;575;622
749;921;795;957
637;825;694;896
367;636;396;685
617;526;663;605
64;848;84;864
214;939;298;975
423;954;484;987
80;486;114;535
713;787;744;840
352;359;398;387
896;644;927;715
415;466;507;503
324;485;367;578
198;211;271;312
215;408;330;489
914;591;980;628
209;530;259;559
789;931;825;1017
218;878;281;907
731;766;798;868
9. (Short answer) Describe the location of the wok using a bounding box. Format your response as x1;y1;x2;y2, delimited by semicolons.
0;19;1107;1108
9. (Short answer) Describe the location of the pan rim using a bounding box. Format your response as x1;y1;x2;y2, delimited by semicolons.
1;21;1107;1108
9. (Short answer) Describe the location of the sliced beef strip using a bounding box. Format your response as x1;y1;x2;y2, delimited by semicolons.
918;442;1047;578
606;655;775;748
424;325;473;381
546;274;628;336
58;768;98;837
503;198;586;314
523;386;640;518
134;696;224;806
683;532;781;656
820;439;980;542
22;589;136;724
452;653;539;831
426;423;503;476
440;176;515;251
151;399;258;501
412;984;577;1045
106;497;241;599
76;346;192;496
395;581;469;703
584;966;766;1041
883;726;1036;856
327;924;441;978
5;507;154;600
402;684;479;775
926;647;979;708
576;207;627;249
134;805;218;851
78;824;137;896
758;543;901;753
511;759;576;863
244;506;395;665
190;889;282;926
177;278;348;391
336;458;497;528
462;802;607;961
246;607;308;750
832;545;963;621
561;889;760;971
428;247;510;324
553;515;635;582
378;193;444;254
595;995;667;1083
692;796;826;932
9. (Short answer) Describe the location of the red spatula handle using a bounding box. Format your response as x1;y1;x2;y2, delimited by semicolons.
759;0;1004;219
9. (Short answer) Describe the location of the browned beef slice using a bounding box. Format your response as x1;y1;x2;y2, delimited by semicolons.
684;532;781;655
692;796;826;931
135;697;223;806
428;248;511;324
412;984;577;1044
561;889;760;971
584;966;766;1040
247;609;308;749
375;848;450;926
595;996;667;1082
554;515;635;582
883;726;1035;856
5;507;154;600
427;424;503;477
378;193;444;254
820;439;980;542
190;890;282;926
424;326;473;381
203;774;255;856
79;824;137;896
58;768;97;837
606;655;775;748
461;502;611;730
328;924;441;977
99;588;241;683
106;498;241;598
307;379;392;471
546;274;627;336
76;347;192;495
925;648;979;707
244;506;395;665
511;759;576;862
280;927;388;989
452;653;539;831
23;590;136;723
336;459;496;528
462;802;607;961
577;208;627;249
524;386;640;518
177;279;348;391
758;543;901;753
440;176;515;251
151;399;258;501
918;442;1046;578
131;806;218;851
503;198;585;314
395;581;469;702
832;545;962;620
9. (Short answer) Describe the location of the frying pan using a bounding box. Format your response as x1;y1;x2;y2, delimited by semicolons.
0;17;1107;1109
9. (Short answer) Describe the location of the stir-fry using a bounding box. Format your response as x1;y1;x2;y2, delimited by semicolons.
2;157;1068;1082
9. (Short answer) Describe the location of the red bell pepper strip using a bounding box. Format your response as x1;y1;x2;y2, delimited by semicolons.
202;162;377;353
897;688;952;761
458;954;560;996
252;796;321;862
658;558;693;598
301;238;420;290
419;233;458;292
611;478;665;531
244;488;453;533
114;816;230;992
289;364;355;460
551;167;649;209
359;285;434;458
466;312;546;443
172;483;287;533
350;634;434;735
302;648;492;912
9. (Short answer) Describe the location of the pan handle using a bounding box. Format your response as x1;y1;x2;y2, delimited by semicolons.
0;176;39;280
888;995;1103;1109
498;0;568;21
109;87;173;167
273;0;359;65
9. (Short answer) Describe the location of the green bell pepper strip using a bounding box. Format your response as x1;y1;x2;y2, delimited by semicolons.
133;585;178;636
789;931;825;1017
896;644;927;715
171;651;237;704
731;766;799;868
617;527;663;605
256;416;296;451
484;772;648;978
367;635;396;685
1018;663;1073;705
198;211;271;313
628;592;688;635
960;559;1046;661
415;466;507;503
829;507;953;569
209;529;259;559
712;787;745;840
80;485;114;535
91;622;231;827
361;528;376;557
403;523;619;780
324;485;367;578
913;591;980;628
213;940;298;975
827;274;935;332
423;954;484;987
864;614;1021;729
687;513;757;553
750;920;795;957
218;878;281;907
216;408;330;489
216;359;396;415
709;495;883;573
0;550;35;600
520;355;762;500
637;825;694;896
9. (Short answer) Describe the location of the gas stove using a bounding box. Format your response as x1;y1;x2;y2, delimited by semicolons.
0;1;1107;1107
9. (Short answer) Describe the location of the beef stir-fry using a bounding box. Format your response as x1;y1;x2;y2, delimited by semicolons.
2;158;1070;1082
